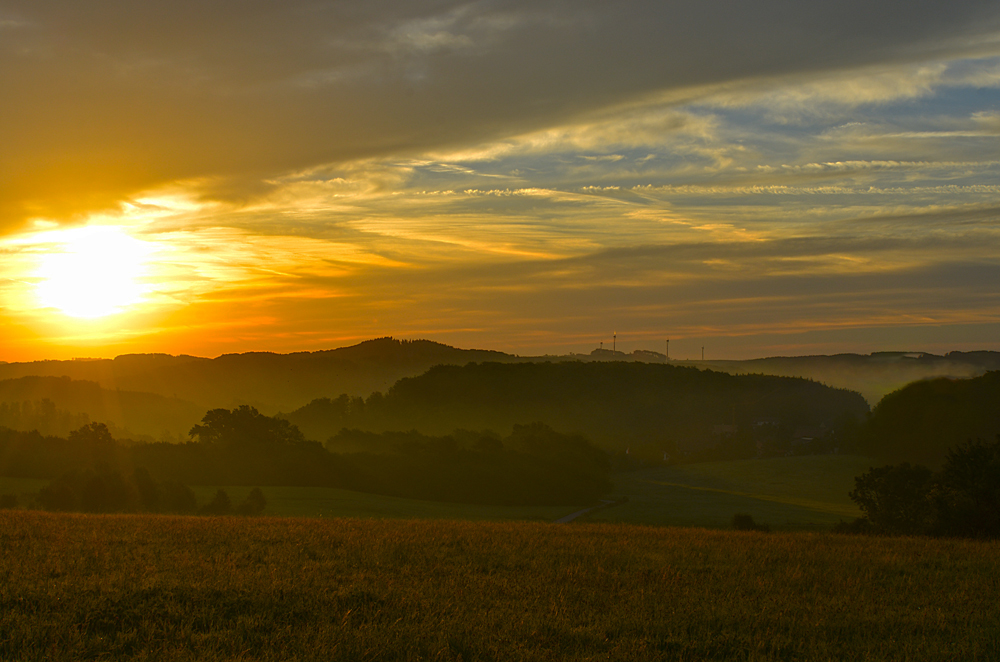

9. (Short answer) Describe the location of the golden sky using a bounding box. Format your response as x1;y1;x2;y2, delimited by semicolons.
2;1;1000;361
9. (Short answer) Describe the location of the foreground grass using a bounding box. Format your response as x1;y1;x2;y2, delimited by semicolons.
2;511;999;661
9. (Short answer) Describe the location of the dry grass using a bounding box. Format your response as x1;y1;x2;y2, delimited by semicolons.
2;510;999;661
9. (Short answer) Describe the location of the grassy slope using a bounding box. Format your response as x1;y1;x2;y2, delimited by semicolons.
0;454;876;527
0;477;571;522
589;455;875;529
2;510;998;661
191;484;571;522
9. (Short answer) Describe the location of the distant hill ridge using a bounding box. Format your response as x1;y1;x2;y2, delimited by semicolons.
698;351;1000;404
0;338;516;413
0;375;203;440
285;360;870;453
2;339;998;416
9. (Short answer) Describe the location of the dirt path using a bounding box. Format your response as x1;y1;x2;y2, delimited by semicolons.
553;499;617;523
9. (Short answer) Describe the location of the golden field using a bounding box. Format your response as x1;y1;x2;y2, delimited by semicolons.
2;510;998;661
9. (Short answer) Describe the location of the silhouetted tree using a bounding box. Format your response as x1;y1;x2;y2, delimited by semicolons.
846;436;1000;538
732;513;770;532
849;463;935;535
237;487;267;515
868;372;1000;467
932;437;1000;538
36;468;200;515
69;422;119;468
37;477;78;511
133;467;161;511
190;405;305;446
37;469;139;513
161;480;198;513
201;489;233;515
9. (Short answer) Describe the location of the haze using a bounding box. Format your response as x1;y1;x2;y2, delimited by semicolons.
2;1;1000;361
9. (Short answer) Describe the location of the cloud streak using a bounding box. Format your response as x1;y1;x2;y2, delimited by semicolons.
2;1;1000;360
3;0;1000;229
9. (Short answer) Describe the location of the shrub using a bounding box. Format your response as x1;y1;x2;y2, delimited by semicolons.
237;487;267;516
848;436;1000;538
832;518;875;535
201;489;233;515
732;513;770;532
849;463;936;536
161;480;198;513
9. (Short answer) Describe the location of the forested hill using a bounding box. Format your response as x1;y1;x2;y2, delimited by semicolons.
0;339;517;413
0;376;204;440
3;341;997;415
867;370;1000;467
285;361;870;453
700;351;1000;406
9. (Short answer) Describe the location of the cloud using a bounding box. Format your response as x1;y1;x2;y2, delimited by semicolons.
3;0;1000;230
973;110;1000;133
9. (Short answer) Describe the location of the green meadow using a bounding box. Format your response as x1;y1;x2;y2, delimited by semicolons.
588;455;874;530
2;510;999;661
0;454;874;527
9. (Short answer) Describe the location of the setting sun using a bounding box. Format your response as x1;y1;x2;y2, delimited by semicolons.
33;226;154;319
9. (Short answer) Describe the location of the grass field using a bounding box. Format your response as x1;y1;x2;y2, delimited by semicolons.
0;454;876;528
0;477;573;522
189;484;573;522
589;455;875;530
2;510;999;661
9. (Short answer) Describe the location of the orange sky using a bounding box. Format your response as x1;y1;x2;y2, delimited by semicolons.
2;2;1000;362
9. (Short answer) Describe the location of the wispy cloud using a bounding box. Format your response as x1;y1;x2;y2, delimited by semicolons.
3;1;1000;359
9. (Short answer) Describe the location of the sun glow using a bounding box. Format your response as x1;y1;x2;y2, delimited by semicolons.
33;226;155;318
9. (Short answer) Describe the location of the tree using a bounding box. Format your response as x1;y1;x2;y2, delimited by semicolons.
237;487;267;515
161;480;198;513
846;436;1000;538
732;513;770;532
133;467;161;512
848;463;935;535
933;437;1000;538
37;469;140;513
200;489;233;515
68;422;119;468
69;422;114;446
189;405;305;447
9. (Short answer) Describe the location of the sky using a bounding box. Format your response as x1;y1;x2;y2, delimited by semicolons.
2;0;1000;362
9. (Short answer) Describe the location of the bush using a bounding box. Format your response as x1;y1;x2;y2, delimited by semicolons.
848;436;1000;538
732;513;770;532
201;489;233;515
932;438;1000;538
237;487;267;516
37;472;135;512
0;493;17;509
37;469;198;514
832;518;875;535
849;463;936;536
161;480;198;513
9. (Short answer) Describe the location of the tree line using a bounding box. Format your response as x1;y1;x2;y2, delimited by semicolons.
283;361;870;459
864;370;1000;467
0;405;612;506
843;436;1000;539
